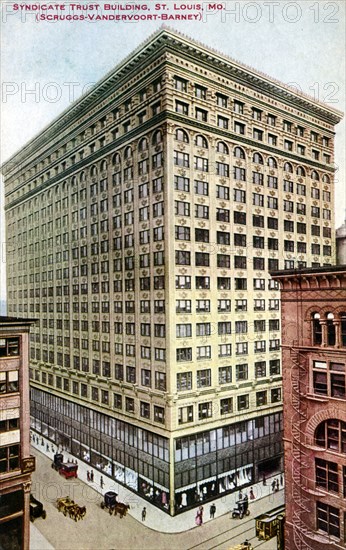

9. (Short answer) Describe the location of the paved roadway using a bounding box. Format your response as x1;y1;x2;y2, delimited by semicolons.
30;447;283;550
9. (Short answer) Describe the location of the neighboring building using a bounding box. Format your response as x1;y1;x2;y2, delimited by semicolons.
0;316;36;550
336;217;346;265
2;28;343;515
271;266;346;550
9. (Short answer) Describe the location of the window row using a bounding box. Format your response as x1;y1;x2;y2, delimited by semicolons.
175;339;280;362
177;360;280;390
178;389;281;423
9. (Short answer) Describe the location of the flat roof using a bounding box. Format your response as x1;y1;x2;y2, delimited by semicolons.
270;265;346;278
0;316;37;325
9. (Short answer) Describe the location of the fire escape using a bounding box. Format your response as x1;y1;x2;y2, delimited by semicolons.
288;346;315;550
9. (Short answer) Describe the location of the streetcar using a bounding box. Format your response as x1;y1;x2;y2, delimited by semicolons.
255;504;285;541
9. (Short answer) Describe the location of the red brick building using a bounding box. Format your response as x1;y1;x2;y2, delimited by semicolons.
0;317;36;550
271;266;346;550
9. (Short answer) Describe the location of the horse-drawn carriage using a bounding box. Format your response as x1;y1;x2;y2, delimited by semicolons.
56;496;86;521
30;494;46;522
52;453;78;479
100;491;130;518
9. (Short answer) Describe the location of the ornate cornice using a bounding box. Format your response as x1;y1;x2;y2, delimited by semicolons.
2;27;342;174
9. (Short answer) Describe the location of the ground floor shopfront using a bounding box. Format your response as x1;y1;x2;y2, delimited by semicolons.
30;387;283;516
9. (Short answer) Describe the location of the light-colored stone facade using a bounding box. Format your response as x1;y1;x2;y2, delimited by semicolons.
2;28;343;515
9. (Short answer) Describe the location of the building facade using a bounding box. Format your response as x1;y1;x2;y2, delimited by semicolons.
272;266;346;549
2;29;343;515
336;219;346;265
0;316;36;550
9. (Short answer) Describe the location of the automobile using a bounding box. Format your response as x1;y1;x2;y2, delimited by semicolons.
58;462;78;479
52;453;78;478
51;453;64;471
232;498;250;519
30;494;46;522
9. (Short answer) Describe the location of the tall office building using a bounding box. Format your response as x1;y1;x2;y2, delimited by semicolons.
2;28;343;515
271;266;346;549
0;316;36;550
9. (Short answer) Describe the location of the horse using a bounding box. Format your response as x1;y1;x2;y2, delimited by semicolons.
113;502;130;518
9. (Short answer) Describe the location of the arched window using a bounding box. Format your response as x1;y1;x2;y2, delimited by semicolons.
267;157;277;169
71;176;77;186
234;146;245;159
138;138;148;152
296;166;306;176
253;152;263;165
322;174;330;184
100;160;107;172
195;135;208;148
216;141;229;154
327;312;336;346
312;312;322;345
315;419;346;453
175;129;189;143
79;171;85;183
124;146;132;159
284;162;293;173
152;130;162;145
112;153;120;165
311;170;320;181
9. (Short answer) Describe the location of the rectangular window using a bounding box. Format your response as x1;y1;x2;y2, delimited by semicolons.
196;108;208;122
217;93;228;107
217;116;229;129
174;151;189;167
220;398;233;415
219;366;232;384
197;369;211;386
253;128;263;141
237;395;249;410
316;459;338;493
174;76;188;91
198;402;212;420
177;372;192;391
194;157;208;171
316;501;340;539
178;406;194;424
174;175;190;192
216;185;230;200
176;300;191;313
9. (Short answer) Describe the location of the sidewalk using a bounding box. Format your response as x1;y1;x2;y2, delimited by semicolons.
30;523;55;550
31;431;285;534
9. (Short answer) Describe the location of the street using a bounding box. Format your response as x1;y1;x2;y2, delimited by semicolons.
30;447;283;550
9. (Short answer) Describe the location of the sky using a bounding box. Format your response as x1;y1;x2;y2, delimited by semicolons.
1;0;345;303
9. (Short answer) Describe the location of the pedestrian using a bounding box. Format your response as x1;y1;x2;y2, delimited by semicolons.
262;474;266;486
271;479;276;492
195;505;203;526
90;469;94;482
276;479;279;492
141;507;146;521
100;475;104;489
210;503;216;519
280;473;284;486
87;470;90;482
249;487;255;500
238;490;243;501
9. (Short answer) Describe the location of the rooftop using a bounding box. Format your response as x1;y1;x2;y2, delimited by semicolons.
2;26;343;172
